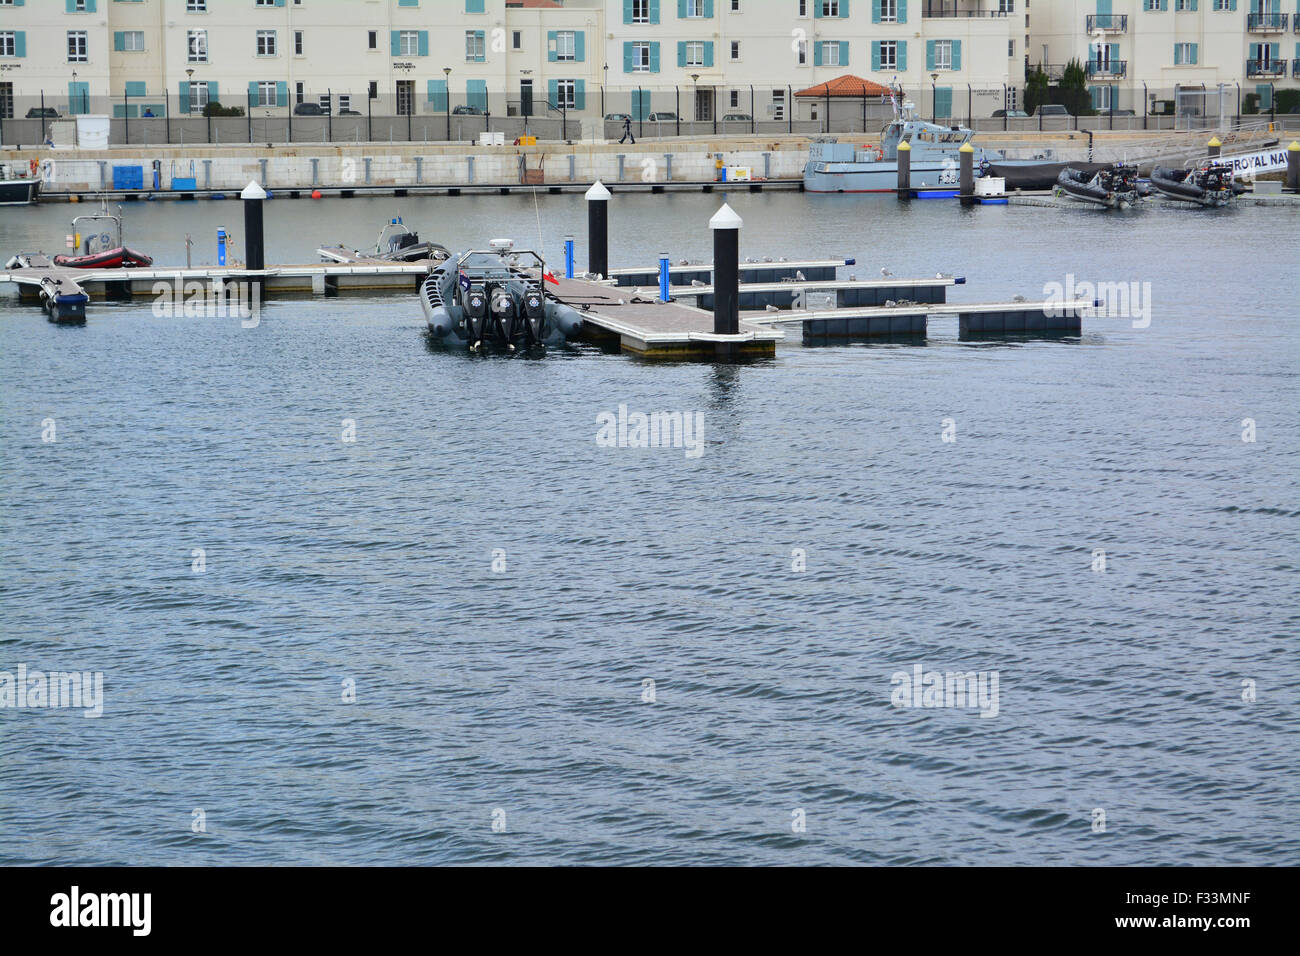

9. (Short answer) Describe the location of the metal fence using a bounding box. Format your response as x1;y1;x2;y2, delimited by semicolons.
2;82;1296;147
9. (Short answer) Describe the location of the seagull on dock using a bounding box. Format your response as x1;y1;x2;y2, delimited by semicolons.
778;256;788;262
690;278;706;287
764;256;773;263
795;270;806;281
884;299;897;308
1013;294;1026;302
880;267;892;277
765;304;780;312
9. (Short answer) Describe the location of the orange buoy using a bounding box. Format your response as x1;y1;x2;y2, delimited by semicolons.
311;189;322;199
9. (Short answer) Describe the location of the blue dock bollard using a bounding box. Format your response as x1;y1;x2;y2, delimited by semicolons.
564;235;575;279
217;228;228;266
658;252;671;303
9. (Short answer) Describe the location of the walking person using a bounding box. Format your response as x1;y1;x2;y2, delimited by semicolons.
619;116;635;145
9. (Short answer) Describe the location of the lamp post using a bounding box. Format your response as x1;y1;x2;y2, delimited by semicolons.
71;70;78;115
930;72;939;123
443;66;452;141
691;73;699;135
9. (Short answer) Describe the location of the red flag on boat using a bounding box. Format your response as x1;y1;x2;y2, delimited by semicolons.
543;270;559;285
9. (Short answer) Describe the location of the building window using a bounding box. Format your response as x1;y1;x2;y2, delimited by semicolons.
998;0;1014;12
821;0;840;15
71;0;88;10
772;88;785;120
255;0;277;6
820;40;840;66
933;39;952;70
880;0;896;21
731;41;740;59
294;31;303;56
555;30;576;61
631;0;649;23
731;0;740;9
512;31;522;50
686;0;705;15
1174;42;1196;64
797;39;807;64
187;80;208;113
187;0;207;11
67;31;88;63
0;33;15;58
368;31;377;50
396;31;418;56
465;30;485;61
256;81;277;106
122;31;145;52
339;93;352;111
1008;39;1015;58
1175;0;1192;9
684;41;705;66
879;40;896;69
555;79;576;109
256;31;277;57
730;90;740;107
368;81;378;99
632;41;651;71
0;82;12;119
188;30;207;62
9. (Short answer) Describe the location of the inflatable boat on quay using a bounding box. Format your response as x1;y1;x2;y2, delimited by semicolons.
1150;163;1248;207
421;240;583;352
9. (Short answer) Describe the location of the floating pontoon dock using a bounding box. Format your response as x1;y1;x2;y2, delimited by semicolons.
747;297;1098;339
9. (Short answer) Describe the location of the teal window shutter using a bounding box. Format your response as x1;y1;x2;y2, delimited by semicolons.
179;81;191;113
274;0;284;6
467;79;487;112
677;41;686;67
870;0;879;22
704;41;713;67
870;40;880;70
208;80;218;102
839;41;848;65
649;40;660;71
897;40;906;70
623;41;634;72
650;0;660;24
1257;83;1271;109
548;78;558;107
1190;42;1197;64
925;39;935;70
841;0;851;17
575;32;584;62
550;31;559;63
1174;44;1182;65
1249;42;1259;61
14;32;25;57
124;80;145;96
248;81;259;107
623;0;634;23
391;31;401;56
1160;0;1168;9
575;79;586;110
816;42;824;67
678;0;688;15
466;0;485;11
114;32;126;52
1089;86;1099;110
935;87;951;118
474;31;485;61
399;0;418;5
1109;42;1118;62
952;39;960;70
897;0;906;22
418;31;428;56
1229;0;1236;10
427;79;447;110
704;0;715;14
276;81;287;107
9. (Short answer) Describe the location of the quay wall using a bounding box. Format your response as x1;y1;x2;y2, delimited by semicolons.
1;133;1219;193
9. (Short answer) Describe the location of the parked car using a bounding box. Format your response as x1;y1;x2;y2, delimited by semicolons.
293;102;328;115
721;113;752;122
1034;104;1070;117
604;112;632;122
646;111;678;122
1103;108;1136;116
26;107;60;119
991;109;1030;118
338;108;361;116
452;105;483;115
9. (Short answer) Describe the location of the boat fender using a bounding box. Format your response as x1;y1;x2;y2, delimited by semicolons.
545;301;583;338
30;159;39;177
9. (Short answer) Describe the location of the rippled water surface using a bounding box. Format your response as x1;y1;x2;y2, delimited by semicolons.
1;192;1297;865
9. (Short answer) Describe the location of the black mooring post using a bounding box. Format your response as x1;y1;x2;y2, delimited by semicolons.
710;203;741;338
241;181;266;291
897;139;911;200
1287;141;1300;193
586;180;610;278
1208;135;1221;159
959;142;974;205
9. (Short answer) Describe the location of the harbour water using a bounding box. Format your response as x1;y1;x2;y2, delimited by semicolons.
1;193;1297;865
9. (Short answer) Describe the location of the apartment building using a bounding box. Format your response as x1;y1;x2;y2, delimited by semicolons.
0;0;1027;123
1030;1;1300;113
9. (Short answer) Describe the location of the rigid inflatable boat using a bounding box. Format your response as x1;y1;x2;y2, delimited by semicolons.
421;240;583;351
53;246;153;269
1150;163;1247;207
1055;164;1143;208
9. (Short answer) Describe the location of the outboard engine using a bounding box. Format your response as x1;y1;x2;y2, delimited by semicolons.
464;283;488;350
522;284;546;346
489;284;516;349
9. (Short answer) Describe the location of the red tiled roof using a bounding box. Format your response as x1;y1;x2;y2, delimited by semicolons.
795;74;893;98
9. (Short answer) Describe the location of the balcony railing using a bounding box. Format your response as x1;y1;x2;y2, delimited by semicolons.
1246;13;1288;32
1246;59;1287;78
1086;59;1127;78
922;2;1011;15
1085;14;1127;33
